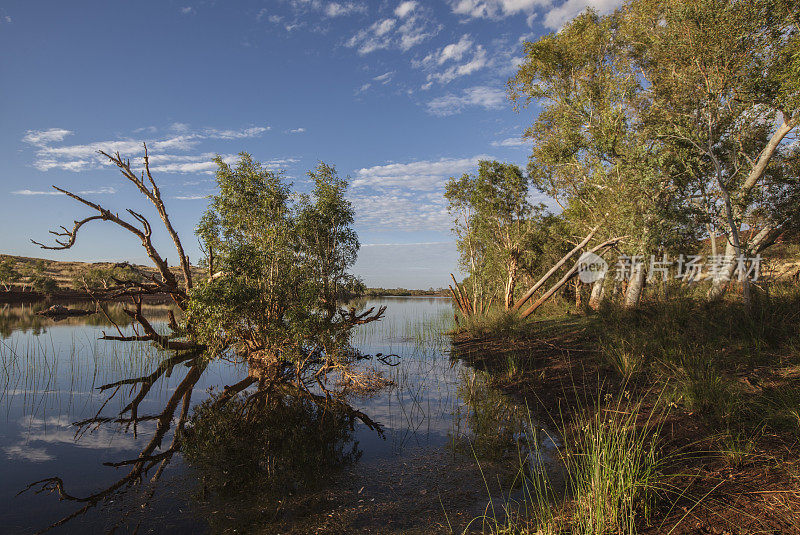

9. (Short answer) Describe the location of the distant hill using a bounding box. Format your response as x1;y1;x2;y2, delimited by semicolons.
0;254;205;302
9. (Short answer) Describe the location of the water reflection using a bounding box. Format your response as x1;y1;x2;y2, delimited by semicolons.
0;297;560;533
0;301;176;339
183;393;361;532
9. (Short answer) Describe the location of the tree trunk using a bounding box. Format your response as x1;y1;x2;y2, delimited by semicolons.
624;261;646;308
708;113;798;301
513;225;599;311
589;272;606;310
708;224;717;257
708;241;736;300
504;258;518;310
574;278;582;309
519;236;624;319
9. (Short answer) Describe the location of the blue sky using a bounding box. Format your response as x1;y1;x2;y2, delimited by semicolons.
0;0;622;288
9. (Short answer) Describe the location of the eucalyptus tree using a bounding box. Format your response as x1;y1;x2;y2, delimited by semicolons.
445;160;543;310
509;10;694;307
621;0;800;301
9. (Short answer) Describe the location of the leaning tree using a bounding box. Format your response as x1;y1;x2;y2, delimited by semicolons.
23;146;391;533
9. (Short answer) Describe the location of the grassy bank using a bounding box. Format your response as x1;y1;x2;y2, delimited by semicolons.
451;283;800;533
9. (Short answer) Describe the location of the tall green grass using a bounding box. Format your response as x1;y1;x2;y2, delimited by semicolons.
567;394;663;535
464;392;667;535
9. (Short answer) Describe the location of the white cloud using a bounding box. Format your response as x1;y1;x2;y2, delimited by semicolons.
12;186;117;196
287;127;306;133
349;154;505;234
491;136;527;147
3;16;11;23
353;155;490;190
375;18;397;36
450;0;548;19
325;2;367;17
434;34;474;65
180;6;196;15
394;1;417;18
22;128;73;146
202;126;270;139
133;125;158;134
429;45;488;84
346;4;437;55
542;0;624;29
449;0;624;29
373;71;395;83
174;194;211;200
426;86;506;116
350;190;452;231
22;125;271;174
11;189;62;196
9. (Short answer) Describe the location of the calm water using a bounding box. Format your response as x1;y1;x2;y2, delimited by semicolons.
0;297;510;534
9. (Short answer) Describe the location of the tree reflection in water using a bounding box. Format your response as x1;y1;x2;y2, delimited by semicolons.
18;348;386;534
182;392;361;531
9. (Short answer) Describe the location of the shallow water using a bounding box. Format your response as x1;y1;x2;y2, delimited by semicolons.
0;297;512;534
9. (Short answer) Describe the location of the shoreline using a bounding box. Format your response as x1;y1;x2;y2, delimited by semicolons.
448;296;800;534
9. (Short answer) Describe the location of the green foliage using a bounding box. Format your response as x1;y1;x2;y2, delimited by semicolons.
0;260;20;290
510;8;697;258
567;396;663;535
445;160;555;308
452;307;534;339
188;154;364;365
70;264;144;291
30;274;59;296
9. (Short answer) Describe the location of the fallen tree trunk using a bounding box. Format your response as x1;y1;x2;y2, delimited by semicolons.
519;236;625;319
512;225;599;312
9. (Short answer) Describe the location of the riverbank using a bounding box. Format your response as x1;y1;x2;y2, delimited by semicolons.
451;286;800;533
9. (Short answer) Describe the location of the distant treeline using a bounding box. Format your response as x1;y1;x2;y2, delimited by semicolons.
362;288;449;297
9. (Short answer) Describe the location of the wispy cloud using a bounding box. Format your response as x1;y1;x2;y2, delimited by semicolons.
12;186;117;196
450;0;548;19
449;0;625;29
22;128;73;146
346;2;438;55
349;154;492;231
287;127;306;134
426;86;506;116
180;6;196;15
324;2;367;17
174;194;211;200
22;125;270;173
373;71;395;83
491;136;527;147
353;155;489;190
542;0;624;29
394;1;417;18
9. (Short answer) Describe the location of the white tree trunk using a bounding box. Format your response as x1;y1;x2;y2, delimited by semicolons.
589;272;606;311
708;240;737;300
624;262;646;308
